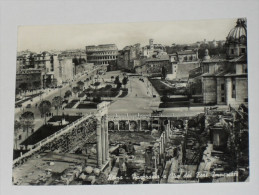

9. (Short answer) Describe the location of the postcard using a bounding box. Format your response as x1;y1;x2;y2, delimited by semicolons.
12;18;249;185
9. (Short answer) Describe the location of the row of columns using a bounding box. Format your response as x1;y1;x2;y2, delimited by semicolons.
108;120;150;131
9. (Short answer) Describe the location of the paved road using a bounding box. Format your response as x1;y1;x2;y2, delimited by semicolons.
108;75;158;114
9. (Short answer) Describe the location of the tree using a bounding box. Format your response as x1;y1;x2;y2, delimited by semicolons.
14;120;21;133
52;96;63;115
72;86;80;96
15;88;21;96
29;53;35;67
72;56;79;66
122;77;128;88
116;82;122;89
33;81;41;89
161;66;167;80
38;100;51;124
77;81;84;91
114;75;120;85
20;111;34;148
93;96;101;103
65;90;72;99
19;83;28;94
32;81;41;93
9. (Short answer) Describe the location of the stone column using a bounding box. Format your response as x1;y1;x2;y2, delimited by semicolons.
96;117;102;167
101;117;106;164
226;77;232;105
161;135;164;153
159;141;162;155
105;120;109;160
163;132;166;148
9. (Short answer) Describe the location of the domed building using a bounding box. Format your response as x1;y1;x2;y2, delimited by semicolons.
225;18;247;59
190;18;248;106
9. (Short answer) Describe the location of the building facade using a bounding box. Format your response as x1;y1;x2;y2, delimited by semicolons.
16;69;42;90
141;39;167;58
16;51;60;88
168;49;200;80
117;44;142;71
85;44;118;65
201;18;248;106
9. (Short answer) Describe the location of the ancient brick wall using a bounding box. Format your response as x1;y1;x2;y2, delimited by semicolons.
13;116;98;168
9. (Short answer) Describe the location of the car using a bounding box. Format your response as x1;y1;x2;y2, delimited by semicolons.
26;104;31;108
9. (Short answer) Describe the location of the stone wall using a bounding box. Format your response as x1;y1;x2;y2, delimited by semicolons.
202;77;217;104
216;77;226;105
13;116;98;168
173;62;200;80
235;77;248;103
145;60;171;75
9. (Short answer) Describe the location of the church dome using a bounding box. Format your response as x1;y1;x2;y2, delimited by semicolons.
226;18;247;43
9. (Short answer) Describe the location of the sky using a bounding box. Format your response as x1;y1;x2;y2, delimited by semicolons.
17;18;238;52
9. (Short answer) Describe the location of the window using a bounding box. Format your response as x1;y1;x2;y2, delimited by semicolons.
221;97;225;102
232;80;236;98
221;84;224;90
241;48;246;54
231;49;234;54
243;64;248;73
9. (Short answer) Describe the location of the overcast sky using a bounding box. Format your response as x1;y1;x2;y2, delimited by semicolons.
17;18;237;52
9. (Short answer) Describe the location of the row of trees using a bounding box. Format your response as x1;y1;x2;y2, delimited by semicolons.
16;81;41;96
14;96;65;149
165;42;226;59
70;80;85;97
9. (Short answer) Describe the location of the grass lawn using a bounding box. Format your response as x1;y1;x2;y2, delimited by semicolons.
65;100;79;108
118;88;128;98
76;103;97;109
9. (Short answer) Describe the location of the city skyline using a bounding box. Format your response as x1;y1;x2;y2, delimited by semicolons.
17;18;237;52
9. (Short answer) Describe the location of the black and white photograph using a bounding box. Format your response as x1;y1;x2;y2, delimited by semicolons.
0;0;259;195
12;18;249;185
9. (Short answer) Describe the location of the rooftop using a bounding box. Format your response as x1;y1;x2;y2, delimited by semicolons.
177;50;197;55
